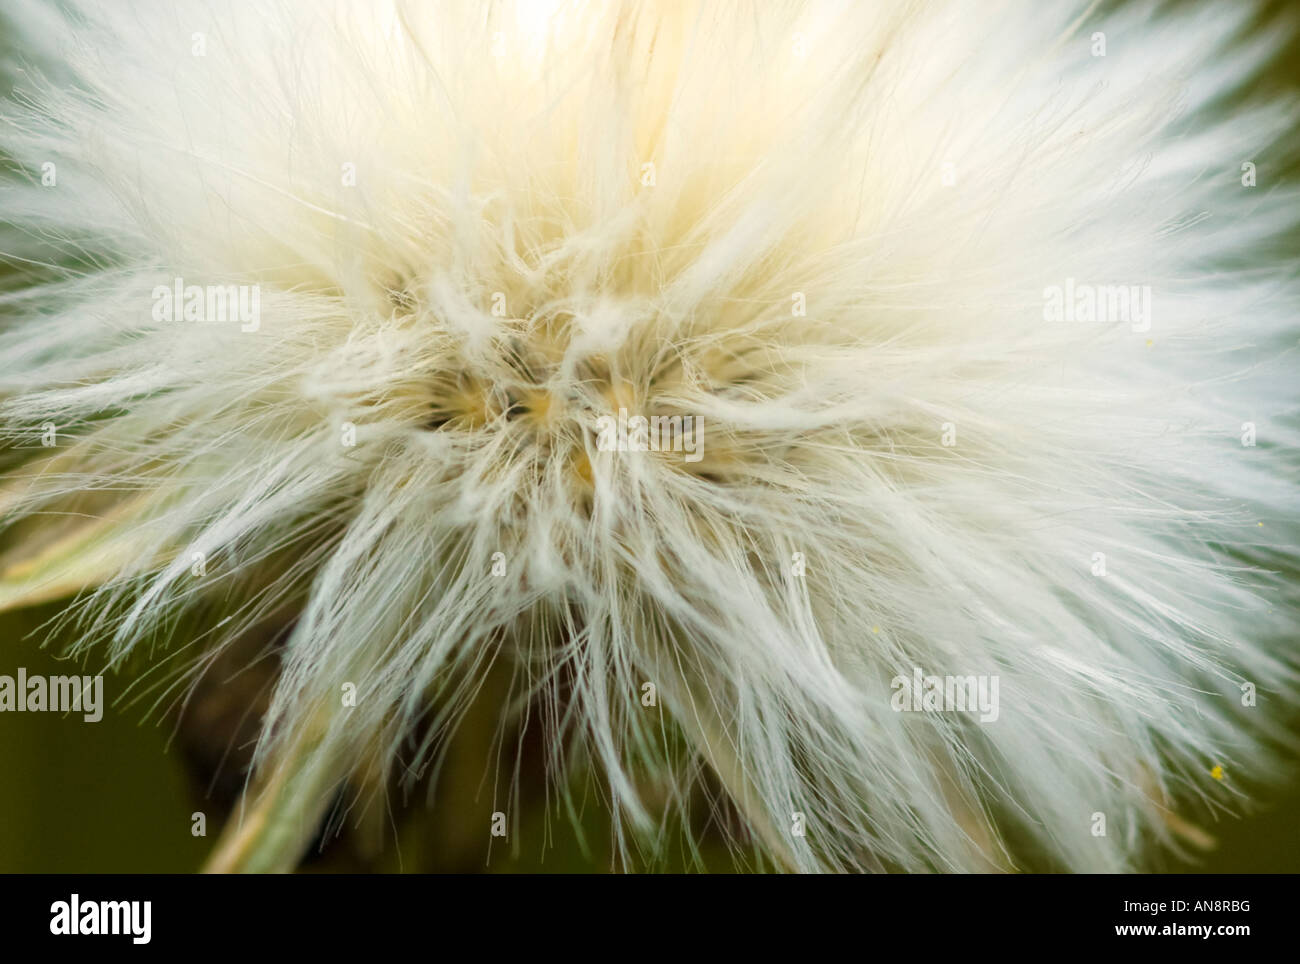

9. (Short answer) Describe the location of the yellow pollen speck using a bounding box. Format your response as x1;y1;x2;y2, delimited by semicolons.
521;387;555;426
572;450;593;486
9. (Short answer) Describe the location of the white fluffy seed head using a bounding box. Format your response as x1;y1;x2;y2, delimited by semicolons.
1;0;1298;871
